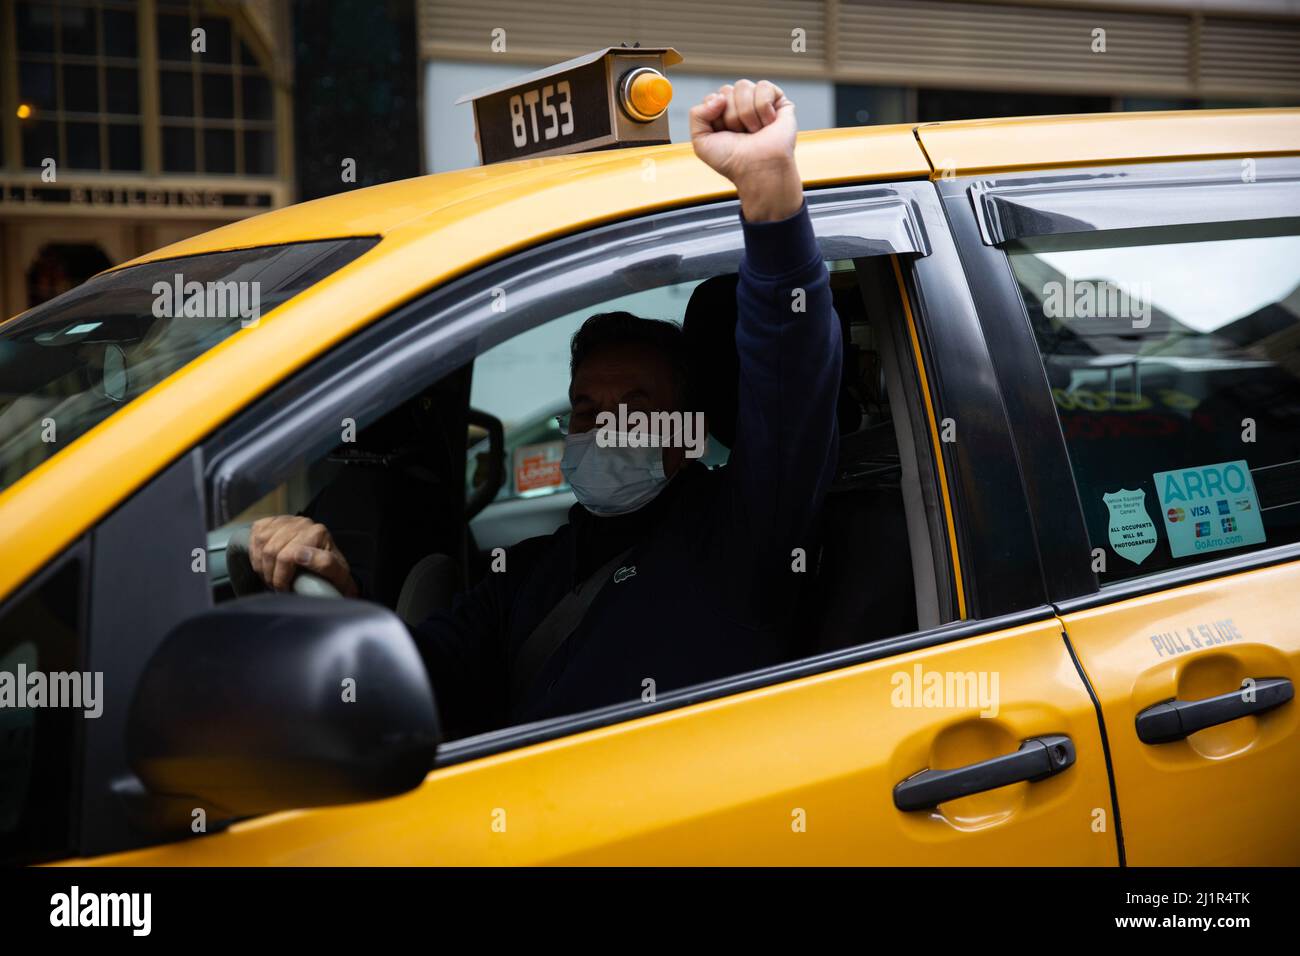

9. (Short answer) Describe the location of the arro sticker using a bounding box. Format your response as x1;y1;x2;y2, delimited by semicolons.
1153;459;1266;558
1103;488;1157;564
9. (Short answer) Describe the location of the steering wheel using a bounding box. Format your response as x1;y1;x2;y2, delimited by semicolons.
224;524;344;599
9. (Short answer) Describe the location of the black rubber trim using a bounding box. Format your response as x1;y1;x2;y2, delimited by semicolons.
434;604;1058;768
968;161;1300;245
1060;628;1126;867
855;254;959;623
903;182;1047;619
937;176;1096;604
1056;540;1300;615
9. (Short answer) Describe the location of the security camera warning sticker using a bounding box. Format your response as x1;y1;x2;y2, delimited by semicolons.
1153;459;1266;559
1103;488;1156;564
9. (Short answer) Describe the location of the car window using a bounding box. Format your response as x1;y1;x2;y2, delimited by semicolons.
466;279;730;509
0;237;377;494
200;193;942;744
1009;218;1300;583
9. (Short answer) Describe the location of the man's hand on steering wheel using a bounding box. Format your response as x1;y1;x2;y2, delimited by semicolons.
248;515;359;597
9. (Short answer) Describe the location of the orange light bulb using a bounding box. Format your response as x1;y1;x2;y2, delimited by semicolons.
628;72;672;119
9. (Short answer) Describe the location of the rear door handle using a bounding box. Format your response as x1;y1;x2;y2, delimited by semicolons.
893;734;1076;812
1136;677;1294;744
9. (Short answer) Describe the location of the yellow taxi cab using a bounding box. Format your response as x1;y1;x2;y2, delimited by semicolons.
1;47;1298;866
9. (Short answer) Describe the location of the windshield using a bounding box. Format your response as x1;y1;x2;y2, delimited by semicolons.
0;237;377;494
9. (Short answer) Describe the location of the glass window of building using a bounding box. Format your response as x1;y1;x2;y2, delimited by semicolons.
156;0;277;175
15;0;142;172
10;0;279;177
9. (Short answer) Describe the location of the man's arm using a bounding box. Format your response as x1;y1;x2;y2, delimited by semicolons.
690;81;842;558
730;202;841;555
248;513;508;737
407;573;510;739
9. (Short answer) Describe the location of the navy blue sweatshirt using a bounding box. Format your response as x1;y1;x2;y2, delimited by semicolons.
411;201;842;737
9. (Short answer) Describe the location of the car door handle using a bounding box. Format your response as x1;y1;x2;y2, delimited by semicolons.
892;734;1076;812
1135;677;1294;744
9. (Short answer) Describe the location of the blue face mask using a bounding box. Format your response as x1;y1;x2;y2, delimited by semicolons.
560;430;668;516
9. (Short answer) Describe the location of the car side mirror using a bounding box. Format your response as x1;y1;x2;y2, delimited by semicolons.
126;595;439;825
465;407;505;519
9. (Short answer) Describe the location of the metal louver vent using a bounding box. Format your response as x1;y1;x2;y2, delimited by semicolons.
1200;16;1300;98
420;0;828;74
420;0;1300;100
836;0;1190;94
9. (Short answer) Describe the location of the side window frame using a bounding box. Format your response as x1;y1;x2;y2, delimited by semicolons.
909;178;1057;619
939;156;1300;611
202;186;928;520
2;452;229;863
199;182;1047;767
0;536;88;865
80;451;211;858
2;453;216;863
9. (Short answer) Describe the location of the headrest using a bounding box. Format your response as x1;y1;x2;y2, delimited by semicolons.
682;274;741;448
682;273;863;452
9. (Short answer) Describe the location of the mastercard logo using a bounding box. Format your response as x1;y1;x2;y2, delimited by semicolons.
1167;507;1185;522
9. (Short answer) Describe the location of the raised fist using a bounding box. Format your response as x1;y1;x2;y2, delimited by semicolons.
689;79;803;222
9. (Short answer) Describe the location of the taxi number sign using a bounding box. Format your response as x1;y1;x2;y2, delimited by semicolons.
475;61;612;163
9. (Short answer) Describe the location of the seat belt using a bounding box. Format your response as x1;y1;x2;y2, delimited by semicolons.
509;545;636;703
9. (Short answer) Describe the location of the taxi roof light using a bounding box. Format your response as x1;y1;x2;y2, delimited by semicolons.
623;68;673;122
457;46;682;165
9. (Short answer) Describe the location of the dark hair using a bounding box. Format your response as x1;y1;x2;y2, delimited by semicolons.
570;311;688;405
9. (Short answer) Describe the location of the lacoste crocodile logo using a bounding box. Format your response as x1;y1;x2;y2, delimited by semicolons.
613;565;637;584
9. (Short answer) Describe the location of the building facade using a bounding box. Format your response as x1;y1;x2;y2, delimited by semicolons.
1;0;294;315
418;0;1300;172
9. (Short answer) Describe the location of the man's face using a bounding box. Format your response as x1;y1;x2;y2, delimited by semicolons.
568;342;687;477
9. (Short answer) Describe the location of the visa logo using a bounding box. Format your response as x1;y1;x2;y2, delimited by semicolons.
1189;505;1211;517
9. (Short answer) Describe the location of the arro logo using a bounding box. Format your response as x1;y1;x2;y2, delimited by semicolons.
1154;460;1266;559
1159;461;1251;502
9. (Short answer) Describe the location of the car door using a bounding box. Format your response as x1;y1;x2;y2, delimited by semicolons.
940;154;1300;865
59;183;1117;866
